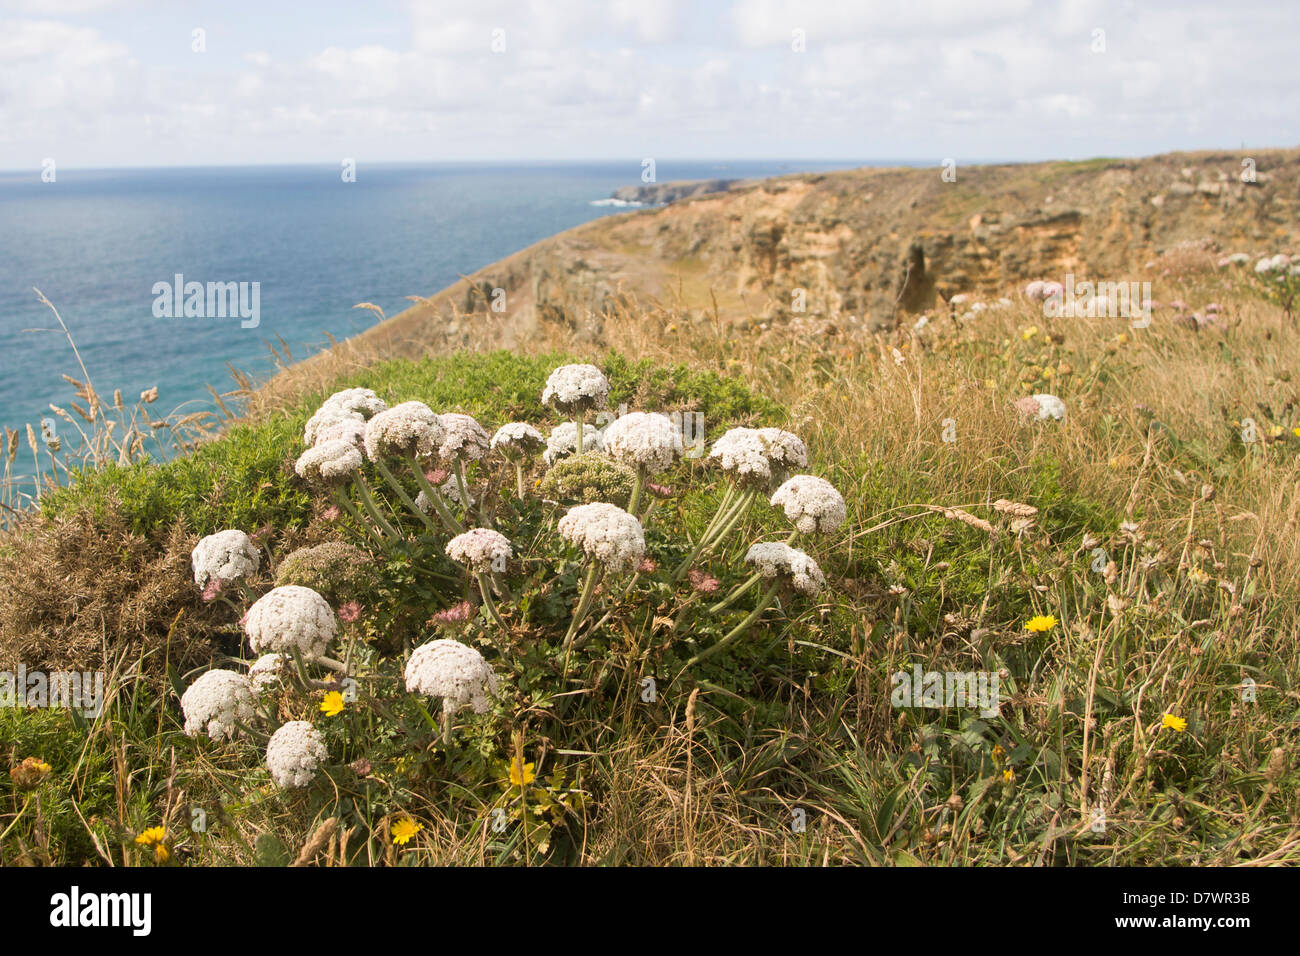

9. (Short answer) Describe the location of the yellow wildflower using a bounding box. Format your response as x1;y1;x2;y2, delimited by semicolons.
1025;614;1058;633
1161;713;1188;733
508;757;536;787
1002;768;1015;782
9;757;52;789
391;817;423;846
135;826;170;863
319;691;345;717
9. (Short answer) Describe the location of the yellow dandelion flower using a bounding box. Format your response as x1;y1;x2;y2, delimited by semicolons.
391;817;423;846
1161;713;1188;733
1292;427;1300;438
1022;325;1039;341
1025;614;1058;633
153;844;171;863
508;757;536;787
319;691;345;717
1002;769;1015;782
991;744;1005;762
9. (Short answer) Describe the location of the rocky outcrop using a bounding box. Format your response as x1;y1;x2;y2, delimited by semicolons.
611;179;739;205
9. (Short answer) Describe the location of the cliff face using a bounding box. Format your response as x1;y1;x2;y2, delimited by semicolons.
354;148;1300;354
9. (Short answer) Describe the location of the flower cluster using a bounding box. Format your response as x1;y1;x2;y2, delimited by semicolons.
304;388;388;446
180;669;257;741
364;401;443;460
243;585;338;661
770;475;847;534
542;364;610;415
545;421;603;465
558;502;646;573
744;541;826;596
404;639;500;716
265;720;329;788
191;529;260;588
601;411;682;473
437;413;491;463
295;438;363;484
446;528;513;573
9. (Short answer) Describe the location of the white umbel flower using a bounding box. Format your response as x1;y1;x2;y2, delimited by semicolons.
180;669;257;741
1016;393;1067;421
248;654;284;695
244;585;337;661
601;412;683;473
313;417;367;449
295;438;363;484
416;476;473;513
192;529;260;587
757;428;809;472
771;475;847;534
446;528;512;573
744;542;826;596
544;421;603;465
709;428;772;485
265;720;329;788
557;502;646;572
437;413;491;463
304;388;387;445
363;401;443;460
491;422;546;458
404;639;500;717
542;364;610;415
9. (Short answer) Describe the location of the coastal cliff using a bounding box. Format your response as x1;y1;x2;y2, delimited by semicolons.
289;147;1300;373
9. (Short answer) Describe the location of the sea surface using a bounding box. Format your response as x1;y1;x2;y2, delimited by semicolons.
0;159;873;479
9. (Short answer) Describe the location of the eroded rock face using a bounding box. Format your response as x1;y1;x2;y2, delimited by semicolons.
352;149;1300;349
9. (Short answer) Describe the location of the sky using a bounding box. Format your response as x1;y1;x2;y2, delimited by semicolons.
1;0;1296;170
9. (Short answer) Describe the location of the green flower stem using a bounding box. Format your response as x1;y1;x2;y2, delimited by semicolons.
314;655;349;674
442;704;454;746
561;562;604;674
684;581;781;669
353;473;401;540
233;720;271;744
374;458;440;534
709;570;764;614
288;645;331;690
514;461;527;499
409;458;464;534
332;486;388;548
475;572;508;633
627;469;645;516
698;487;758;562
670;484;738;583
577;571;641;648
490;570;514;603
575;416;584;461
452;458;475;521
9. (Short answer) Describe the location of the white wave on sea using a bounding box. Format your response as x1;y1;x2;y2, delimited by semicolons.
589;197;643;207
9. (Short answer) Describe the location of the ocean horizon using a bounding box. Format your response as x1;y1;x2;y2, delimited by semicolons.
0;158;902;485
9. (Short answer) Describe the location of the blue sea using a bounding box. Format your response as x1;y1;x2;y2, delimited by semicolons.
0;160;864;480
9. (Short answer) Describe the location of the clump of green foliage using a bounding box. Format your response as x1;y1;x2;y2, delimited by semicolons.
538;454;637;506
274;541;376;603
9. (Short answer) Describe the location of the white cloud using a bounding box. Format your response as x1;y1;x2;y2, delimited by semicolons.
0;0;1297;167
